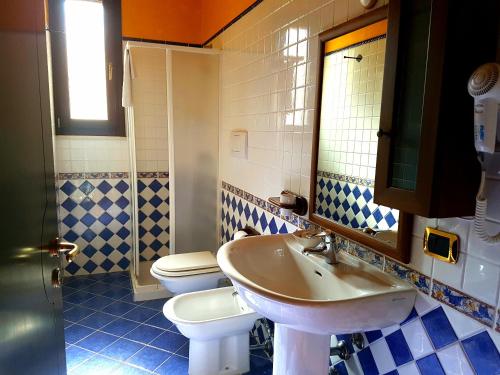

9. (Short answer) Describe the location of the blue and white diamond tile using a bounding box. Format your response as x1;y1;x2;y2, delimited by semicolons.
137;174;169;261
57;177;132;276
220;188;297;244
328;292;500;375
316;175;399;231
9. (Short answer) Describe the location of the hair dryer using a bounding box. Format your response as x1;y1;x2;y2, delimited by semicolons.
467;62;500;243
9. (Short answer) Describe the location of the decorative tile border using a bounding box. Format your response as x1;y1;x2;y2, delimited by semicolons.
432;279;496;327
137;171;170;178
58;172;129;180
385;259;431;294
221;180;497;330
317;170;374;188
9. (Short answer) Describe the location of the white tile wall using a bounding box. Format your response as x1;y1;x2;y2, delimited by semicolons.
130;47;169;173
55;136;129;173
213;0;500;341
215;0;388;202
318;37;385;180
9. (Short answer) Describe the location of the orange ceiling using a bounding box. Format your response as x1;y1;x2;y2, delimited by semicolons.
122;0;256;45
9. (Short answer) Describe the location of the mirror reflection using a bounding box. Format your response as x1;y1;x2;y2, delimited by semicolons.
314;20;399;246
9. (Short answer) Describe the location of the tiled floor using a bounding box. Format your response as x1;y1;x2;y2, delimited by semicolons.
63;271;272;375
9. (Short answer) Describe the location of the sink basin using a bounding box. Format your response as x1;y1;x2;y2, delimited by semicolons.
217;234;416;375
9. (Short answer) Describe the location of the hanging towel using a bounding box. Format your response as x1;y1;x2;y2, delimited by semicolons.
122;47;136;107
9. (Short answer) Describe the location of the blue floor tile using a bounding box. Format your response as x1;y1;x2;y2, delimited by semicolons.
65;290;95;304
123;306;159;323
150;331;188;353
64;305;95;323
357;347;378;375
112;364;152;375
80;295;115;310
145;312;173;330
76;331;119;352
100;338;144;361
102;286;132;299
70;354;120;375
385;329;413;366
127;346;171;371
102;318;141;337
65;345;94;370
364;330;383;343
103;301;138;316
78;311;117;329
421;307;457;350
125;324;164;344
83;281;112;295
462;331;500;375
332;361;348;375
140;298;168;311
64;277;97;289
65;324;95;344
416;353;445;375
120;293;139;304
175;342;189;358
155;354;189;375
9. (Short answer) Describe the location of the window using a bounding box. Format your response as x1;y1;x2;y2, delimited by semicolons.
49;0;125;136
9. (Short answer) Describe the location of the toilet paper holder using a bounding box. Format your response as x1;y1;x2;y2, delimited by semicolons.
268;191;308;216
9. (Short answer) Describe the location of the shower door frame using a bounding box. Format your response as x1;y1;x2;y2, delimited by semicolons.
124;41;220;280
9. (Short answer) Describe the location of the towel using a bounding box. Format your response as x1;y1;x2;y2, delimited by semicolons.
122;47;135;107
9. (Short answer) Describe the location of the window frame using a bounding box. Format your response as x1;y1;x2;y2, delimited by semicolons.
49;0;125;136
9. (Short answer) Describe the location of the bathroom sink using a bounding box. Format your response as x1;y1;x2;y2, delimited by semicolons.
217;234;416;375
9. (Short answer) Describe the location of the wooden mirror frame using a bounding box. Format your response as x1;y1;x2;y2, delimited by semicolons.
309;6;412;263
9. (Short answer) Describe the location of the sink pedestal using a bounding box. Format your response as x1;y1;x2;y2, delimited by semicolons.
273;324;330;375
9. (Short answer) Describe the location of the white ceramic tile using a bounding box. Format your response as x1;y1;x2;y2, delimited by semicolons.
413;216;438;238
437;343;474;375
410;235;434;276
401;319;434;360
462;255;500;306
414;292;439;316
432;252;466;290
467;219;500;266
397;362;420;375
369;338;396;374
441;304;484;340
381;324;400;337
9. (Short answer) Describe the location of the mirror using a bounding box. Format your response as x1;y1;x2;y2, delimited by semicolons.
310;7;412;262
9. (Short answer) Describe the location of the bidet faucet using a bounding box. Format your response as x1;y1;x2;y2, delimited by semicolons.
302;229;339;265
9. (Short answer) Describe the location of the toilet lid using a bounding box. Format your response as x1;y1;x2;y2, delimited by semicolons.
154;251;218;273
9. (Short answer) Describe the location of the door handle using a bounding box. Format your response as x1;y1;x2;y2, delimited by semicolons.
49;238;80;263
52;267;62;288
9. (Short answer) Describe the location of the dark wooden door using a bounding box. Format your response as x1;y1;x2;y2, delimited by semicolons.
0;9;66;375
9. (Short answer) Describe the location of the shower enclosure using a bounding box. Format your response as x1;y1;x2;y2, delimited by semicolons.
124;42;220;300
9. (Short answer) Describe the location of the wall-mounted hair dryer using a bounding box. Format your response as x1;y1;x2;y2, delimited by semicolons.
467;62;500;243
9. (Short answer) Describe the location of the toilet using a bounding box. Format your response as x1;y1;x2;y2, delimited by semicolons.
163;286;260;375
150;251;225;295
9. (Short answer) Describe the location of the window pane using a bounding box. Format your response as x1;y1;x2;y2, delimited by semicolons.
64;0;108;120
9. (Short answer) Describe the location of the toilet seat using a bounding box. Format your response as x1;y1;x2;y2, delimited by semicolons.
150;251;225;295
151;251;221;277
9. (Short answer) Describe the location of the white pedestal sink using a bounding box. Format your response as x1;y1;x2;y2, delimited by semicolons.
217;234;416;375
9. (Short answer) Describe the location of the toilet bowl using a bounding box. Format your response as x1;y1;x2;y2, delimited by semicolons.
150;251;225;295
164;286;261;375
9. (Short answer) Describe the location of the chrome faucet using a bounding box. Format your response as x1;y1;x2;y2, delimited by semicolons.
302;229;339;265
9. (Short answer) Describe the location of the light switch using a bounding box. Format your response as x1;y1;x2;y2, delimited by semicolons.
231;130;247;159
